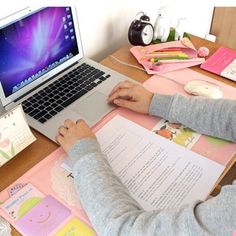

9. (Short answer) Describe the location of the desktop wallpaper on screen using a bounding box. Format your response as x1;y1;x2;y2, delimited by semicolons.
0;7;79;98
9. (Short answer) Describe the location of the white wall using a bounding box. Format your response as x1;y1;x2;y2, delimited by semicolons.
0;0;234;61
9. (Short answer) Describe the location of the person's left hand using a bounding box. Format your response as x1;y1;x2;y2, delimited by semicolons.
56;119;96;153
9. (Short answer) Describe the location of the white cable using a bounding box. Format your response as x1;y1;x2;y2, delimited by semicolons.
109;55;184;86
109;55;146;72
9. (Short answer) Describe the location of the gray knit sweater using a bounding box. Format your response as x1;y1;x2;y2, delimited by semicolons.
68;94;236;236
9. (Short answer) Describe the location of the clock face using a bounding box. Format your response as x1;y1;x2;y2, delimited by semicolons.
141;24;154;45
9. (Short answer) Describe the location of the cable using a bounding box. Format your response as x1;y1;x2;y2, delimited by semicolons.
109;55;146;72
109;55;184;86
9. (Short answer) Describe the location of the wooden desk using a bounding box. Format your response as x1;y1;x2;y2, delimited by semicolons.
1;35;236;236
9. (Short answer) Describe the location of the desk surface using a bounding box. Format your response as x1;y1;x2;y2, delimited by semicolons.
1;35;236;236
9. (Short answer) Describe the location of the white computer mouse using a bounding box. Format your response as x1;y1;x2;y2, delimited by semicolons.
184;80;223;99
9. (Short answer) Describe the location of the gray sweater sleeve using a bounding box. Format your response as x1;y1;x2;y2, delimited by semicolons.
149;94;236;142
69;95;236;236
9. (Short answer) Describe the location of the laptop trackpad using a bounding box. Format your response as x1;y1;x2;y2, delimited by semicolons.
73;92;113;123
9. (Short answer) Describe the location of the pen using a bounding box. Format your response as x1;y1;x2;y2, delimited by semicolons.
155;57;205;64
153;47;182;52
150;55;189;62
146;53;188;58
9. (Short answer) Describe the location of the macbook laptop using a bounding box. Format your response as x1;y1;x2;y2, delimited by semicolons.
0;6;134;141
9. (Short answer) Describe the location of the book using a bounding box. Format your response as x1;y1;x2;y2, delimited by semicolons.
200;46;236;81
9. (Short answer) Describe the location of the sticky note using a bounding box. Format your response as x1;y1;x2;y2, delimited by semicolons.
1;183;44;220
55;217;95;236
15;195;71;236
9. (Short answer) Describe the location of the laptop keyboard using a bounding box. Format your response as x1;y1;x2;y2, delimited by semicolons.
22;63;111;124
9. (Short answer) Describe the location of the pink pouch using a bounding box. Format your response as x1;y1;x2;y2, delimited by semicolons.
130;38;204;74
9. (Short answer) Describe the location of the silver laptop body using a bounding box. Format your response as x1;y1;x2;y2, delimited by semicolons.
0;6;134;141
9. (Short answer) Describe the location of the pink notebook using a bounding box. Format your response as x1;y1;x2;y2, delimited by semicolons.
200;47;236;81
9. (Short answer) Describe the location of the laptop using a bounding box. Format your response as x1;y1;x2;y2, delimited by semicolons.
0;6;134;141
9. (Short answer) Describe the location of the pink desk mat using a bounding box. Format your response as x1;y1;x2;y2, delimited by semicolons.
94;68;236;166
0;68;235;235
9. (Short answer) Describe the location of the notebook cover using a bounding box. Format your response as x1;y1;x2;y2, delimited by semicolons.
200;46;236;75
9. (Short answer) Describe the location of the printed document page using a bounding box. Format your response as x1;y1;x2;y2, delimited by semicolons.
96;115;225;211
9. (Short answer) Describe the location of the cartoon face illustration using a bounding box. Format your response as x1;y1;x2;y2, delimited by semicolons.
18;197;42;219
28;204;51;224
2;183;45;221
16;195;71;236
9;210;16;220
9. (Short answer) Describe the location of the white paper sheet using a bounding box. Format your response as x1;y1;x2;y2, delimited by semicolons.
96;115;225;211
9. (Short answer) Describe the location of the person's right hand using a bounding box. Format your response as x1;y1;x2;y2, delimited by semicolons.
108;80;154;114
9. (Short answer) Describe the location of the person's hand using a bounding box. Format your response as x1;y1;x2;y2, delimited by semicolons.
56;119;96;153
108;80;154;114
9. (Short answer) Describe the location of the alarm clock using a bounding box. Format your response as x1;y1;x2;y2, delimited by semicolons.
128;12;154;46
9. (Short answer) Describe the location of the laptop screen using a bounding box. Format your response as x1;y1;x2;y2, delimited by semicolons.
0;7;79;99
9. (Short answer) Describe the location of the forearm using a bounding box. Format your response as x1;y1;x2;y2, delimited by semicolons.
69;139;145;235
68;139;236;236
149;94;236;142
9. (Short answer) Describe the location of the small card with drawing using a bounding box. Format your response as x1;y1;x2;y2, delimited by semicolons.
1;183;45;221
152;119;201;149
15;195;71;236
55;217;95;236
0;105;36;167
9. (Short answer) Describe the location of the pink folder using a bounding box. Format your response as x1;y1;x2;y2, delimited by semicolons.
130;38;205;75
